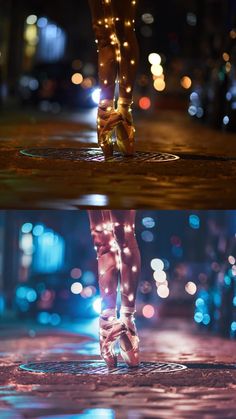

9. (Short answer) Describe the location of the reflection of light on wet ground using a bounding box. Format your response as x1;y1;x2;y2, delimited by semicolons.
40;408;115;419
71;318;99;340
54;341;99;356
61;131;97;144
73;195;109;206
37;195;109;209
70;108;97;127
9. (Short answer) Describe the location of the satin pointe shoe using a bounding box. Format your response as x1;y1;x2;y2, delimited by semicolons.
116;98;135;156
119;306;140;367
99;309;127;368
97;100;123;158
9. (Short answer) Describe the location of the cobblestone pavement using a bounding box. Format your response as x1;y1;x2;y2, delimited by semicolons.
0;109;236;209
0;319;235;418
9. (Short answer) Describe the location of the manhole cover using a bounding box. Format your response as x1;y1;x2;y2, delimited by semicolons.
20;148;179;162
19;360;187;375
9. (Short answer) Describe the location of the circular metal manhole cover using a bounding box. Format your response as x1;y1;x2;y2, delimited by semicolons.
20;148;179;162
19;360;187;375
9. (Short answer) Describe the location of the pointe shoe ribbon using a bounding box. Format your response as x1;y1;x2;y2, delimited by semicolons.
99;315;127;368
97;106;123;158
116;99;135;156
119;307;140;367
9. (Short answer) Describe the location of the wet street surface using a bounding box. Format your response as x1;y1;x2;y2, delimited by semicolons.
0;319;235;418
0;109;236;209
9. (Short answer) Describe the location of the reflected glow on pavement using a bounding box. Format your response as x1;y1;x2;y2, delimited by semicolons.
72;195;109;206
70;108;97;128
39;408;115;419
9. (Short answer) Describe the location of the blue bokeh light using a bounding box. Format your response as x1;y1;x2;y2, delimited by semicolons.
21;223;33;234
189;214;200;229
142;217;156;229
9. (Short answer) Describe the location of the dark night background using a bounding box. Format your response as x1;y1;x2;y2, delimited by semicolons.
0;210;235;339
0;0;236;129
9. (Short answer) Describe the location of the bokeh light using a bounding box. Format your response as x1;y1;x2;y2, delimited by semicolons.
148;53;161;65
71;73;83;85
157;285;169;298
189;214;200;229
185;281;197;295
142;217;155;229
151;64;163;77
153;270;167;283
139;96;151;110
71;268;82;280
142;304;155;318
93;298;101;314
21;223;33;234
71;282;83;295
153;79;166;91
181;76;192;89
26;15;38;25
150;258;164;271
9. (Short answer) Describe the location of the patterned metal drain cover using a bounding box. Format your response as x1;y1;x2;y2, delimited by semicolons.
19;360;187;375
20;148;179;162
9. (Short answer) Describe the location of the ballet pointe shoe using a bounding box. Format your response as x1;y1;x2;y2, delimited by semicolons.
116;98;135;156
97;100;123;158
119;306;140;367
99;309;127;368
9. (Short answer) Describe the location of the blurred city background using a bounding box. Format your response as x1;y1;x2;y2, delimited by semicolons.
0;0;236;131
0;210;235;340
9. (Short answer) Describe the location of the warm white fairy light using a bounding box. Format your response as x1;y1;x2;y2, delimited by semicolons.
123;247;130;255
124;224;132;233
125;20;132;27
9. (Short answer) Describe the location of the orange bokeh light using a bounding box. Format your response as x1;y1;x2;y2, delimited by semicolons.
139;96;151;110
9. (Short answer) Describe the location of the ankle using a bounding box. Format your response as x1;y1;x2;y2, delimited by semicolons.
100;308;117;321
120;306;136;322
118;97;133;109
99;99;115;112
